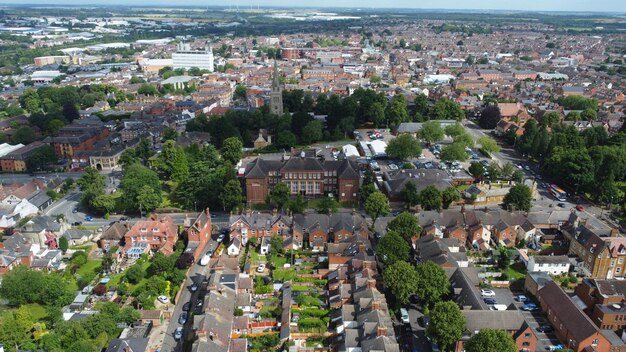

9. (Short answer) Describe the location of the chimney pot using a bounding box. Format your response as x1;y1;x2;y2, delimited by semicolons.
367;279;376;289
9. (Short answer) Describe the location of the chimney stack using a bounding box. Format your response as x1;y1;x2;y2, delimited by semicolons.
372;300;380;311
367;279;376;289
376;325;388;337
246;208;252;217
272;208;278;217
611;228;619;237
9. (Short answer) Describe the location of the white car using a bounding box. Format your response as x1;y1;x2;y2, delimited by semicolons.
174;327;183;341
256;263;266;273
157;295;169;304
481;289;496;297
400;308;410;324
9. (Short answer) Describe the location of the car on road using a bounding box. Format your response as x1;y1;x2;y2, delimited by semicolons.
182;302;191;312
190;283;199;292
537;325;554;333
400;308;410;324
483;298;497;305
174;327;183;341
522;303;538;311
575;204;585;212
157;295;169;304
84;215;93;221
515;294;528;302
72;221;82;226
72;208;78;213
217;233;225;242
481;289;496;297
178;312;188;324
195;299;204;313
256;263;266;273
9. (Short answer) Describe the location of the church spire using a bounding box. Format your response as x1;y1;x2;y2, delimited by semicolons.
272;57;280;91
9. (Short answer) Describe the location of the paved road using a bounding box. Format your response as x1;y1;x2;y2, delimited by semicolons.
161;233;225;352
0;172;83;184
406;303;432;352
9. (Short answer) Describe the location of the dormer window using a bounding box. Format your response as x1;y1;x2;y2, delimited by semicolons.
141;228;147;232
621;248;626;255
153;228;159;232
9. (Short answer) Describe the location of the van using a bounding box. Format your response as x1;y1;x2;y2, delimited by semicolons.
400;308;410;324
491;304;508;311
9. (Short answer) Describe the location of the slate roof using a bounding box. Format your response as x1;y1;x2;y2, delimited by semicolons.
462;310;526;332
105;338;149;352
244;155;358;179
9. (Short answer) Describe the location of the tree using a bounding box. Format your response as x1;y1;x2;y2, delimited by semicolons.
376;231;410;266
382;261;418;304
580;108;597;121
137;83;159;96
465;329;517;352
59;236;69;253
478;105;502;129
385;95;410;126
270;235;283;256
503;184;532;212
401;182;420;207
234;85;247;99
387;212;421;241
440;142;468;162
540;111;561;128
77;167;106;210
91;194;116;216
26;145;57;172
137;185;161;212
221;137;243;164
287;195;307;214
444;123;465;138
268;183;290;210
430;98;465;121
302;120;323;144
386;134;422;160
468;162;485;178
420;185;443;211
220;179;244;211
478;136;501;154
175;253;195;269
427;301;466;351
316;195;339;214
12;126;36;144
364;191;390;223
414;94;429;117
415;261;450;306
442;187;461;209
119;164;161;212
162;127;178;141
419;121;445;144
276;131;297;149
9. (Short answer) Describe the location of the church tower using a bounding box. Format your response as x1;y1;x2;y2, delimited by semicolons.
270;59;283;116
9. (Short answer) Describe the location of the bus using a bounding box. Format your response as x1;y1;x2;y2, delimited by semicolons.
549;184;567;202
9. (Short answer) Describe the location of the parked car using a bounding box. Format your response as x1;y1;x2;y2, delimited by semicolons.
400;308;410;324
483;298;497;305
575;204;585;212
157;295;169;304
182;302;191;312
557;203;566;208
190;282;198;292
72;208;78;213
72;221;82;226
419;316;430;327
217;233;225;242
174;327;183;341
481;289;496;297
256;263;266;273
515;294;528;302
84;215;93;221
522;303;538;311
537;325;554;333
178;312;188;324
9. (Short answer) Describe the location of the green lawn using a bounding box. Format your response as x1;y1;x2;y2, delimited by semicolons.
503;266;527;280
76;259;102;278
270;255;287;268
250;251;267;263
24;303;48;321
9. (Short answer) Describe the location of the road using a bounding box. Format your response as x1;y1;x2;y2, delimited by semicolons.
160;231;225;352
0;172;83;184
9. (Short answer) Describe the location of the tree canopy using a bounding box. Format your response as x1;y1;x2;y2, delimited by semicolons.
376;231;410;266
382;261;418;304
387;211;421;241
427;301;466;351
386;134;422;160
364;191;390;223
415;261;450;306
465;329;517;352
503;184;533;212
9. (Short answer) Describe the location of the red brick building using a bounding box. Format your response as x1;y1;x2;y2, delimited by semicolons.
45;120;110;159
123;214;178;257
456;310;537;352
186;209;213;260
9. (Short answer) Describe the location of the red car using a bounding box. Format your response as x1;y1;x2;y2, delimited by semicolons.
575;204;585;212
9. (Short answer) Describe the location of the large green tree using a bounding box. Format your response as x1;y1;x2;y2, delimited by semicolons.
465;329;517;352
119;164;161;212
420;185;443;211
387;211;421;241
268;182;290;210
376;231;410;266
419;121;445;144
415;261;450;306
503;184;533;212
401;182;420;207
442;187;461;209
221;137;243;164
302;120;323;144
444;123;465;138
427;301;466;351
220;179;244;211
386;134;422;160
77;167;106;210
440;142;469;161
385;95;410;126
382;261;418;304
430;98;465;121
477;136;501;154
364;191;390;223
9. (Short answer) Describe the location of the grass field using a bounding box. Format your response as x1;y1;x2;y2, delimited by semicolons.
76;259;102;278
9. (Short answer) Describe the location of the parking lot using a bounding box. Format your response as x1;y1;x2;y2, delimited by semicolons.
485;288;561;351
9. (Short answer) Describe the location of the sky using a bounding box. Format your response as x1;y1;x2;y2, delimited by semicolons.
1;0;625;12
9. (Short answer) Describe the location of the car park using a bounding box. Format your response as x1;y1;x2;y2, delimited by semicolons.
174;327;183;340
481;289;496;297
400;308;410;324
178;312;188;324
157;295;169;304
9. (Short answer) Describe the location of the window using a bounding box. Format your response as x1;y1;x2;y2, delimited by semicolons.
619;258;624;264
617;267;622;273
153;228;159;232
524;333;531;338
141;228;147;232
